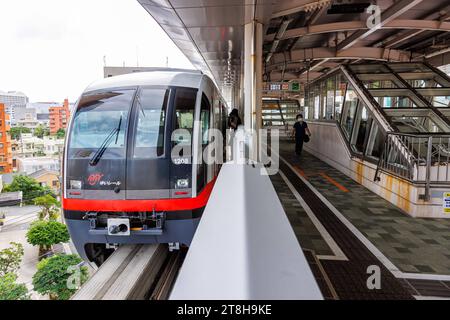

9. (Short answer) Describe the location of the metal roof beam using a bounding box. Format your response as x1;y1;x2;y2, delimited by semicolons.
376;3;450;48
336;0;424;51
266;60;339;72
269;70;323;81
265;20;450;42
268;47;414;67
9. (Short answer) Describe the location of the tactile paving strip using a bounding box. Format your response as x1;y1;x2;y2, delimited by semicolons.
279;160;414;300
401;279;450;298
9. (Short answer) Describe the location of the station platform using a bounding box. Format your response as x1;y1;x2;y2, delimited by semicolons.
270;140;450;299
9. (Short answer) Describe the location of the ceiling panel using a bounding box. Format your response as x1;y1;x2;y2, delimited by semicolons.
138;0;275;104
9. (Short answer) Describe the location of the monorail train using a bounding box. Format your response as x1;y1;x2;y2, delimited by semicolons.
63;70;228;265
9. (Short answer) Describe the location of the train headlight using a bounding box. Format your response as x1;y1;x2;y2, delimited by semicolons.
176;178;189;189
70;180;82;189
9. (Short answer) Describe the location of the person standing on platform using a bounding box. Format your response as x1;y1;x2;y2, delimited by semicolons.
228;108;242;130
227;108;244;162
292;114;311;156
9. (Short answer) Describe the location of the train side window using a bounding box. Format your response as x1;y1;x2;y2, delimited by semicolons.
173;88;197;147
132;88;169;158
200;95;210;145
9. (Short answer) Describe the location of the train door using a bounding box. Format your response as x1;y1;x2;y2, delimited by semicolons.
170;88;198;198
196;93;211;193
126;87;172;199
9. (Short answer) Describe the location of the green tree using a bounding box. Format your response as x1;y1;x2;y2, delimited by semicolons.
34;194;60;221
34;125;44;138
32;254;88;300
56;128;65;139
0;273;30;300
26;220;70;256
33;124;50;138
10;126;31;140
0;242;24;277
2;175;54;203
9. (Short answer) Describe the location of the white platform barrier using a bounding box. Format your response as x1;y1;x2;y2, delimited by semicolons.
170;162;323;300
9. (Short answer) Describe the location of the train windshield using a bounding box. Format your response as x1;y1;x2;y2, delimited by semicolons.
69;90;135;151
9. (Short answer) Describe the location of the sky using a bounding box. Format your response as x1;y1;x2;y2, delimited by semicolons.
0;0;193;102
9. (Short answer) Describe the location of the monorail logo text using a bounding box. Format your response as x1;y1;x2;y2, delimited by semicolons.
87;173;104;186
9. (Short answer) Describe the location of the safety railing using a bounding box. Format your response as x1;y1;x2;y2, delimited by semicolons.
375;132;450;200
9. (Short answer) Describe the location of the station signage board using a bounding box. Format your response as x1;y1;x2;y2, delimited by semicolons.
269;83;281;91
264;82;301;92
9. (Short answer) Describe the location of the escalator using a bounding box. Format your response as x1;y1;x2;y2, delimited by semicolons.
303;62;450;204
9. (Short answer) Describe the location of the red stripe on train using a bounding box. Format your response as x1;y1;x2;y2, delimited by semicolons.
62;179;216;212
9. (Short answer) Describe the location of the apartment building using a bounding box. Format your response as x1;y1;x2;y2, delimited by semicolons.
11;133;44;158
15;156;60;175
43;136;64;156
0;104;13;173
0;91;29;120
49;98;70;134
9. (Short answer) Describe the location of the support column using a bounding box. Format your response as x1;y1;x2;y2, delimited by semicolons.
243;20;263;162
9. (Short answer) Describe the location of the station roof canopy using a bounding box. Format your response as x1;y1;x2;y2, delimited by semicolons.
139;0;450;88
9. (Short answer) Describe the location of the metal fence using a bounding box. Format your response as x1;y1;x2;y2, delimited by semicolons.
375;132;450;200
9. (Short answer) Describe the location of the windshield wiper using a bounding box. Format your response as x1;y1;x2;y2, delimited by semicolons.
89;115;123;166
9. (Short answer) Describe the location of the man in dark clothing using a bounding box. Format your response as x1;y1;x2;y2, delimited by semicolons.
228;108;242;130
292;114;311;156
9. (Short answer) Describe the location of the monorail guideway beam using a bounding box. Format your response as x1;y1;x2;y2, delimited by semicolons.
72;244;168;300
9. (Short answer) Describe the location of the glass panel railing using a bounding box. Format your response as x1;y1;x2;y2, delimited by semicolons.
416;88;450;108
388;63;432;73
373;96;423;108
368;88;426;108
428;96;450;108
362;80;401;89
390;116;444;133
405;78;444;88
349;64;390;74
